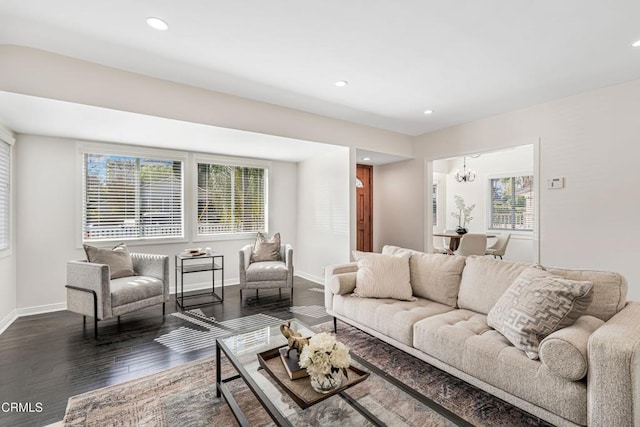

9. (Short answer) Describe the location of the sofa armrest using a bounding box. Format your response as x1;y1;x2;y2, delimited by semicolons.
588;301;640;426
131;253;170;301
324;262;357;311
66;260;111;319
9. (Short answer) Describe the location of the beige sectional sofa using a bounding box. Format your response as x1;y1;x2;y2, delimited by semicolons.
324;245;635;427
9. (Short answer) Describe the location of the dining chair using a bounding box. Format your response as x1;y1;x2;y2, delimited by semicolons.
485;233;511;259
454;233;487;256
433;229;457;254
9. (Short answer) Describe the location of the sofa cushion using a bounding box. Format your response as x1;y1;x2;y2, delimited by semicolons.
539;315;604;381
413;310;587;425
546;267;627;321
457;256;531;314
382;245;465;307
110;275;163;307
329;272;357;295
352;251;414;301
487;267;594;359
251;232;282;262
332;294;453;346
246;261;288;281
84;243;136;280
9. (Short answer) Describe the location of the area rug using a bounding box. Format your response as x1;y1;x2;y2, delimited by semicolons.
63;322;552;426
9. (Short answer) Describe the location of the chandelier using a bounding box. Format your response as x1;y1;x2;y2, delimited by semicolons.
455;157;476;183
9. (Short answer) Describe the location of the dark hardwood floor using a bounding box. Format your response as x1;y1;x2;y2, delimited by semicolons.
0;278;330;427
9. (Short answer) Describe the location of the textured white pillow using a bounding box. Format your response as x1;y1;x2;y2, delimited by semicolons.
487;267;594;359
352;251;414;301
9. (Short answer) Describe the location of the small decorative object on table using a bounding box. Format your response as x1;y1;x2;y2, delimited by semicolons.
451;195;475;235
279;322;310;380
299;332;351;394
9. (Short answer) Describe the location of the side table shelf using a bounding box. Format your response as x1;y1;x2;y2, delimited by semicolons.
175;253;224;309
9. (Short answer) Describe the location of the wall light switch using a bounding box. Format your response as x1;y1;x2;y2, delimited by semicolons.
547;177;565;189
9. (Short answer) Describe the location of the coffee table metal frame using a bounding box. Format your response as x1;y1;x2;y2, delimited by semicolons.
215;319;472;427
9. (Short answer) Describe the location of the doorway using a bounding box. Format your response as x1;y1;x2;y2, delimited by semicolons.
356;164;373;252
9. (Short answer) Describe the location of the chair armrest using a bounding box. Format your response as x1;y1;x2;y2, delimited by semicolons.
239;245;253;271
66;260;111;319
588;301;640;426
324;262;357;310
131;253;169;301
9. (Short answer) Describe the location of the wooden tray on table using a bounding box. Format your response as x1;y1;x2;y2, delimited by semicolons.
257;346;370;409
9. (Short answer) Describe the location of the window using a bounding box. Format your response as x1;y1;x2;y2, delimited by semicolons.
489;175;534;231
432;184;438;226
0;141;9;251
197;161;266;236
82;152;183;241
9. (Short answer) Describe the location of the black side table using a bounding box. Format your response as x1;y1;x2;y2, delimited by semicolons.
175;253;224;309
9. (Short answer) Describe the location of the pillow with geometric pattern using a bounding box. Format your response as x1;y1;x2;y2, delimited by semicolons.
487;266;594;359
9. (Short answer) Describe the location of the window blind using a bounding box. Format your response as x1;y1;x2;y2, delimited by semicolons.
432;184;438;226
83;153;183;241
0;141;9;251
197;162;266;236
489;175;534;231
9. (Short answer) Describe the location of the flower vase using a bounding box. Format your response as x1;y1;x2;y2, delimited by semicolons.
310;372;342;394
456;226;468;235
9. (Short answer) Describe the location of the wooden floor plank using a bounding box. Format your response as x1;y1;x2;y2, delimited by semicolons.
0;278;329;426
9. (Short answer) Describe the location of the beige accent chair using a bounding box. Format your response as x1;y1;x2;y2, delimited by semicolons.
66;253;169;339
239;243;294;301
454;233;487;256
485;233;511;259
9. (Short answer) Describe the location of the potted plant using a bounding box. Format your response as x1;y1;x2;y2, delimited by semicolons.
451;195;475;234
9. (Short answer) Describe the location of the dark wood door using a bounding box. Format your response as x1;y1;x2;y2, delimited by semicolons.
356;164;373;252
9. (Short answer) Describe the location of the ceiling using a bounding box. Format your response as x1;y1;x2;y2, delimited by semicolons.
1;1;640;141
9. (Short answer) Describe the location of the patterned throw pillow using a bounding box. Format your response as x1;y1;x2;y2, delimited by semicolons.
487;267;594;359
83;243;135;279
251;232;282;262
352;251;415;301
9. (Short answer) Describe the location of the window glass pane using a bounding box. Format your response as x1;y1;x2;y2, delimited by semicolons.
83;153;183;241
197;162;266;235
0;141;9;251
432;184;437;226
490;175;534;231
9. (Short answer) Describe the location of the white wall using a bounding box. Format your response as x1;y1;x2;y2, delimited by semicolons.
0;128;16;332
373;159;425;252
14;134;298;311
296;148;351;282
414;78;640;300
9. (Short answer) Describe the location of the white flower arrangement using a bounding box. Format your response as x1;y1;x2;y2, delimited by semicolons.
298;332;351;380
450;195;475;229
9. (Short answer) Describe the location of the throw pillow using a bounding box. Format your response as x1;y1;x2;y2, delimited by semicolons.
487;267;594;359
352;251;414;301
538;315;604;381
83;243;136;279
251;232;282;262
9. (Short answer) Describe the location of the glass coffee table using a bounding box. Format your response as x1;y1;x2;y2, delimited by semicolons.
216;318;472;426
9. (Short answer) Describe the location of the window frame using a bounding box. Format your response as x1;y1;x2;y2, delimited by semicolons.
0;127;15;259
192;154;270;242
77;142;188;247
486;171;534;235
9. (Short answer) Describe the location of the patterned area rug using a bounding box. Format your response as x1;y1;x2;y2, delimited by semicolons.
63;322;551;426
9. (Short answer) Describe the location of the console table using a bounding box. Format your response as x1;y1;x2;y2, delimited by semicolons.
175;253;224;309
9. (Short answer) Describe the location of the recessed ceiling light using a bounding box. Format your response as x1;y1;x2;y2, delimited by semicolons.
362;157;371;161
424;110;434;115
335;80;348;87
633;39;640;47
146;17;169;31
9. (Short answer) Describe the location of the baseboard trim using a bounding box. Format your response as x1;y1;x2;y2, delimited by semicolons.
296;271;324;285
16;302;67;317
0;310;17;335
